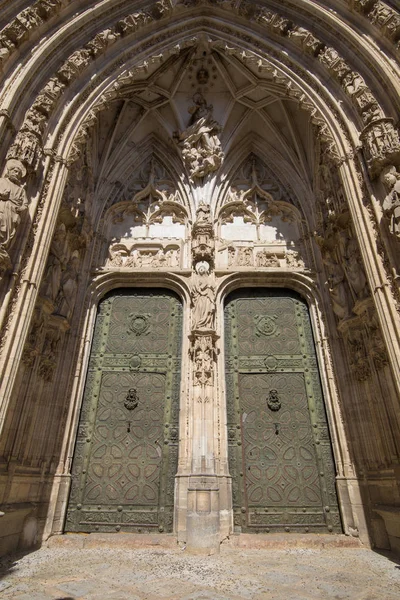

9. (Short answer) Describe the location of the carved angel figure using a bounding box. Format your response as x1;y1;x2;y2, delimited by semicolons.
191;261;216;330
177;93;224;179
0;159;28;269
380;165;400;239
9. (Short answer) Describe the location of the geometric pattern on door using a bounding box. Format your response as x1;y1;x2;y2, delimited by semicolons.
225;289;342;533
66;289;182;533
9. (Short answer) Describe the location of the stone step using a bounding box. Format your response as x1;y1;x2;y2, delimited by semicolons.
47;532;363;551
225;532;363;549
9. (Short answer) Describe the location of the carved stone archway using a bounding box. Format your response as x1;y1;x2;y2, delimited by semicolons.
0;1;400;556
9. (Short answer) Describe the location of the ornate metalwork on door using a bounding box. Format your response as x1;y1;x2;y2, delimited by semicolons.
225;290;341;533
66;289;182;533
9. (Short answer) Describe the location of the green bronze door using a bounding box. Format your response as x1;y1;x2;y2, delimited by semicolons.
225;290;341;533
66;289;182;533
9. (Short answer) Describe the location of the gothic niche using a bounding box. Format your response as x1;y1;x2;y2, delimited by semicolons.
191;202;215;267
103;159;188;268
174;92;224;180
216;156;306;269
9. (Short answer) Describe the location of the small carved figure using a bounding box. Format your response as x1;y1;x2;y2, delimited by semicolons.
191;261;216;330
177;93;224;179
237;247;253;267
55;250;80;320
129;249;142;267
323;252;351;320
344;237;369;299
380;165;400;238
108;247;124;267
286;250;304;268
228;246;236;267
256;250;279;267
166;249;180;267
155;248;167;267
0;159;28;270
40;223;68;303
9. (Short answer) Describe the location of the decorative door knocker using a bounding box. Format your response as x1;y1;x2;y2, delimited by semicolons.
267;389;281;412
124;388;139;411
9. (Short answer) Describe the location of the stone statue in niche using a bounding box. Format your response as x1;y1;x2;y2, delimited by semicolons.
40;223;69;303
0;159;28;272
191;261;216;330
176;93;224;180
55;250;80;320
380;165;400;239
343;236;369;300
192;202;214;265
323;252;352;320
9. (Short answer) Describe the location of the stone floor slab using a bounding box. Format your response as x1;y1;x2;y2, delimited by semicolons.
0;539;399;599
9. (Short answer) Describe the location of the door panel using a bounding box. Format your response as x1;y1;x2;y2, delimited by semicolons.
66;289;182;533
225;290;341;533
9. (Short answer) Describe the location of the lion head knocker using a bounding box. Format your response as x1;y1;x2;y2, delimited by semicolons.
124;388;139;411
267;389;281;412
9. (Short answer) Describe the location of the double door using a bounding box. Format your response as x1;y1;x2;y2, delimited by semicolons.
67;287;341;534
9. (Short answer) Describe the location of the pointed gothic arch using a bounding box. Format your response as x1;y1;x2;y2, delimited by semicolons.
0;1;400;556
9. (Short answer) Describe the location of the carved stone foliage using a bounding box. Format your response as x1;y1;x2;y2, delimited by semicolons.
175;93;224;180
379;165;400;239
192;202;214;266
0;159;28;275
106;243;180;269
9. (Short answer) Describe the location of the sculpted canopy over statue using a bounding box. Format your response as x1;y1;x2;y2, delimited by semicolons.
177;93;224;180
0;159;28;270
191;261;216;330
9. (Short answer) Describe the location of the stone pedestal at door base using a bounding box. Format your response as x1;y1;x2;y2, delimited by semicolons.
186;476;220;554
